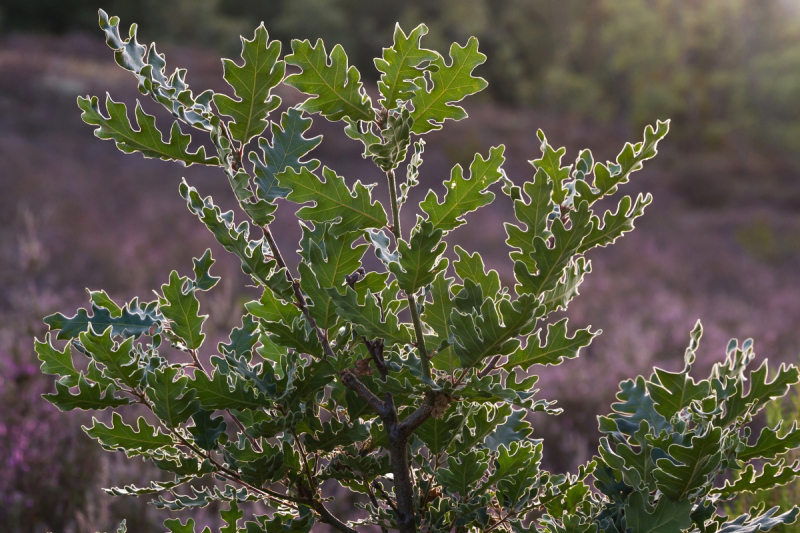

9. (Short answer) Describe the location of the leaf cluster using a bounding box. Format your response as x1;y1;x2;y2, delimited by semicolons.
34;10;800;533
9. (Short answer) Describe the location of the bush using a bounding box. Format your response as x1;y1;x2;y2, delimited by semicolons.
36;11;800;533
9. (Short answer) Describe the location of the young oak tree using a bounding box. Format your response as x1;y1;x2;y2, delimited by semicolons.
36;10;800;533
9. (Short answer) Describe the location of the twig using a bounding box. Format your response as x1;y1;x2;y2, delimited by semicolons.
478;355;502;378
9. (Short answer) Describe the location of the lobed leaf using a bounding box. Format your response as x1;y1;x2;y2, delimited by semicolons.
84;412;174;452
375;23;438;109
284;39;374;122
410;37;487;134
213;24;284;145
279;167;388;237
78;95;218;166
43;373;132;411
146;366;201;427
503;318;597;372
249;106;321;203
79;327;143;388
421;146;505;233
160;271;207;350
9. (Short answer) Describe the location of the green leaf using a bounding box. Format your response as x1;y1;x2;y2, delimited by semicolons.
426;273;459;374
410;37;487;134
623;491;691;533
711;507;800;533
456;403;513;452
253;512;315;533
247;288;302;324
615;421;658;491
720;360;800;426
300;227;367;332
453;246;502;297
484;408;534;451
164;518;211;533
219;314;260;360
531;131;571;205
250;107;321;202
327;288;411;346
646;367;711;420
84;412;174;452
304;418;369;454
239;443;285;486
145;365;201;427
97;11;218;134
540;258;591;315
375;23;438;109
436;450;489;497
78;95;218;166
190;249;220;291
286;358;336;405
608;376;671;437
417;404;465;455
284;39;374;122
160;271;207;350
88;289;122;317
368;108;413;171
213;24;284;145
189;410;227;451
487;440;542;490
712;459;800;499
264;318;324;359
495;441;543;508
79;327;143;388
43;373;132;411
577;194;651;254
189;370;271;411
513;201;593;297
221;501;243;533
738;421;800;462
505;169;555;262
385;220;448;294
450;295;542;369
575;120;670;205
45;304;158;341
279;166;388;237
503;318;597;371
652;426;722;501
421;146;505;233
36;333;79;387
180;180;292;300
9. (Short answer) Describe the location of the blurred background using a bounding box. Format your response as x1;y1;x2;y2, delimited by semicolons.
2;0;800;531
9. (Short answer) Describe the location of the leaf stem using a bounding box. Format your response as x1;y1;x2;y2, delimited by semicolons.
387;170;402;238
386;169;431;381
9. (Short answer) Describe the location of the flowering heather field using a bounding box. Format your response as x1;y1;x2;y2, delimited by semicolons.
2;32;800;532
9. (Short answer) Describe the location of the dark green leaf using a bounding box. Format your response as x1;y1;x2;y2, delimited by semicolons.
249;107;321;202
78;95;218;165
213;24;284;145
375;23;438;109
410;37;487;134
145;366;201;427
160;271;207;350
43;373;132;411
421;146;505;233
504;318;597;371
279;166;388;236
284;39;374;122
84;412;173;452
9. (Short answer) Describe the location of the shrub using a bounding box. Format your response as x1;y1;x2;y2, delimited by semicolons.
36;10;800;533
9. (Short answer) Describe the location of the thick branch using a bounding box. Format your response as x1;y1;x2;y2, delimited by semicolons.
397;395;435;436
340;369;389;417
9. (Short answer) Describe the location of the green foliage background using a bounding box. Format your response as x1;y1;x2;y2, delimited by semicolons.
5;0;800;152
